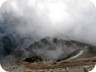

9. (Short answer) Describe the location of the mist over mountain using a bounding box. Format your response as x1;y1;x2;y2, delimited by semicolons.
1;37;96;64
25;37;96;61
0;0;96;64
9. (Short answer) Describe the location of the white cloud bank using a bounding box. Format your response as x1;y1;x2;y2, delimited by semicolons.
2;0;96;46
0;0;6;8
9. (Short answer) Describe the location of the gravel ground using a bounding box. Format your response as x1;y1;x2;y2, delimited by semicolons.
2;64;94;72
2;58;96;72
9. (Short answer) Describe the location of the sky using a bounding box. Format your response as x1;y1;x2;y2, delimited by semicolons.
6;0;96;46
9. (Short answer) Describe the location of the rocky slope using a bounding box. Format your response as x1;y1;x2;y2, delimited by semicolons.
24;37;96;62
1;37;96;72
1;37;96;64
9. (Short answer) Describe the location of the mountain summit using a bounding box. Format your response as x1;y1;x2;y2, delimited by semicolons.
24;37;96;62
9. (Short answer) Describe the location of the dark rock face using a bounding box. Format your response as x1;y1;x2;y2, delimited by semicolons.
2;36;13;56
24;56;43;63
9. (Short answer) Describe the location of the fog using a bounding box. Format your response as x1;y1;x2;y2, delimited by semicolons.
0;0;96;62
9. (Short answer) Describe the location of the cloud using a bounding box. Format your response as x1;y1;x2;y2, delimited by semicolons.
90;0;96;7
0;0;96;63
0;0;7;8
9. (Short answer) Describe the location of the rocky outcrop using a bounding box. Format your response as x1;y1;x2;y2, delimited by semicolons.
23;56;43;63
